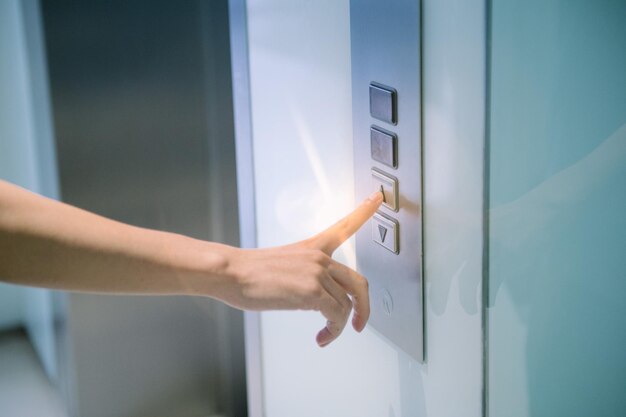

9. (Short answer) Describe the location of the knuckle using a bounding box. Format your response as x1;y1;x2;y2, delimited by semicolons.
311;250;330;266
329;303;342;317
329;325;342;337
337;301;349;317
339;304;349;317
342;297;353;313
310;265;325;279
304;281;324;298
359;275;369;291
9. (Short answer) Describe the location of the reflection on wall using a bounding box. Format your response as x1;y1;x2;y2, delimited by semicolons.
487;1;626;416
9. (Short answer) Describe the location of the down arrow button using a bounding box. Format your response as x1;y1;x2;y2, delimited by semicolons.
378;224;388;242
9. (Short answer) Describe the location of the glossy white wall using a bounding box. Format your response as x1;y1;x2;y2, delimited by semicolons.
245;0;485;415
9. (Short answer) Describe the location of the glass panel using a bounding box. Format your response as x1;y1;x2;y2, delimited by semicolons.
487;1;626;416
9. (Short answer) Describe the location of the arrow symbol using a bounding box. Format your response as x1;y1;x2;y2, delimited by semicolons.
378;224;388;242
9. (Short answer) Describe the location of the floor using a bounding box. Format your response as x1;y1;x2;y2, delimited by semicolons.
0;329;68;417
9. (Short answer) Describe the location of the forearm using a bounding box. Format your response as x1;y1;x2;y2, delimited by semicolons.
0;180;381;345
0;180;234;297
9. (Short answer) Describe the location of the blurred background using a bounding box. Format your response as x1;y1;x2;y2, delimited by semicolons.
0;1;246;416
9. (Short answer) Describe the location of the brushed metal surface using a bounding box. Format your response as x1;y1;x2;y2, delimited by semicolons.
369;83;397;125
41;1;247;415
370;126;397;168
351;0;423;361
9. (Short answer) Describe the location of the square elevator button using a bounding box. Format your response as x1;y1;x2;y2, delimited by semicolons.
372;212;399;254
369;83;397;124
371;126;397;168
372;168;398;212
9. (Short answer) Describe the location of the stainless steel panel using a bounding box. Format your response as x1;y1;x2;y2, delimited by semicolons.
351;0;423;361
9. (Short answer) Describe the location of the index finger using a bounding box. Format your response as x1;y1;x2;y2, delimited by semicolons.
313;191;384;254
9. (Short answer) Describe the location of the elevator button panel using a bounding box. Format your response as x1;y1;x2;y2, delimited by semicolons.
371;126;397;168
372;212;399;254
371;168;398;212
369;83;397;125
351;0;423;361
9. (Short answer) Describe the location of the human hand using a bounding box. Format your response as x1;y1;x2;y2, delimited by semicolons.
224;191;383;347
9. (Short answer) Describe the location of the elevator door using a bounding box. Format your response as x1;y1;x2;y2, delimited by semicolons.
41;1;246;416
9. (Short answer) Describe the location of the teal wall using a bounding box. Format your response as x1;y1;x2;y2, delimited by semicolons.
488;1;626;416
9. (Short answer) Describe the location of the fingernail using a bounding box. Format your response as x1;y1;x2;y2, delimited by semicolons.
317;337;330;347
368;190;384;202
316;329;332;347
352;315;365;332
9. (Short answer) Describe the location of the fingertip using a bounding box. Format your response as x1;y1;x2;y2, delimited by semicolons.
352;314;367;333
316;328;334;347
361;313;370;331
367;190;384;204
353;322;365;333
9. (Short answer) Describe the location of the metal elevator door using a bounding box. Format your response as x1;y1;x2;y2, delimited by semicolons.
41;1;246;416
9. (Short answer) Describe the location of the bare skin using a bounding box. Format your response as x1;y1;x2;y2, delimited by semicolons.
0;180;383;347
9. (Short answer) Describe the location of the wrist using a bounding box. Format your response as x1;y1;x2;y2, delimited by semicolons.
176;237;241;300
